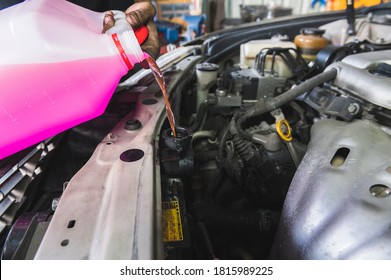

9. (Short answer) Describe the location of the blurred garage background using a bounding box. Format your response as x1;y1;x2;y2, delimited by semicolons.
152;0;387;52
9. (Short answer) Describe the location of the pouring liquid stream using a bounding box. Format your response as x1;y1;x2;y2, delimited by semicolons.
146;56;177;138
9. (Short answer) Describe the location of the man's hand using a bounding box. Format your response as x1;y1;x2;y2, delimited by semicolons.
125;1;159;59
102;1;159;60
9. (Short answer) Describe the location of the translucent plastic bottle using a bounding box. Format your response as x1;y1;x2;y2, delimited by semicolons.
0;0;149;159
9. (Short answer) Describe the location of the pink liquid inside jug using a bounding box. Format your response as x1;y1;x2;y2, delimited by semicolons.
0;0;149;159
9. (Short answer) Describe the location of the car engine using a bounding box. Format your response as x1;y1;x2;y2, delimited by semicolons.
1;6;391;260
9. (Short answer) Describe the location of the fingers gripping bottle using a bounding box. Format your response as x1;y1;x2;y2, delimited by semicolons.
0;0;149;159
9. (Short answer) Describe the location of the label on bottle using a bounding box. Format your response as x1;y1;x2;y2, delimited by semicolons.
112;33;133;70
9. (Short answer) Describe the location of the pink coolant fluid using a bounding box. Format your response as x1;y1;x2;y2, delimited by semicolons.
0;0;149;159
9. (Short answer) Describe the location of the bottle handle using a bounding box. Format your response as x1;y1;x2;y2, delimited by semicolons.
104;10;148;45
107;11;149;69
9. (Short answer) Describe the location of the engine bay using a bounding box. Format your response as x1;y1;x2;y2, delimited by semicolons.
1;7;391;260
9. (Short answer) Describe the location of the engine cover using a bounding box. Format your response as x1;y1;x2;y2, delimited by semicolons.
327;50;391;110
271;119;391;259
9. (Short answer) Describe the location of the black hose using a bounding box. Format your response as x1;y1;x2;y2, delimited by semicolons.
172;74;195;124
217;125;230;167
231;68;338;141
190;100;208;131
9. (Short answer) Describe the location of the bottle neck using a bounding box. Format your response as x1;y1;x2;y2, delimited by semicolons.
112;30;144;70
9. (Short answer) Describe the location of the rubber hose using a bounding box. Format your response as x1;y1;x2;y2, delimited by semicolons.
217;125;231;166
192;130;216;144
190;100;208;131
172;74;195;123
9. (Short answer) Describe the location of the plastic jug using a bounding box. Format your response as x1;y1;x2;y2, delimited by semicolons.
0;0;149;159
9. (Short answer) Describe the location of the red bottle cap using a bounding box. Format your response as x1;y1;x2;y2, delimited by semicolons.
134;25;149;45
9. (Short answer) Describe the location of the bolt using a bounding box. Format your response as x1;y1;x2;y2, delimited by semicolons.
275;165;283;173
348;103;360;115
216;90;226;97
125;119;142;131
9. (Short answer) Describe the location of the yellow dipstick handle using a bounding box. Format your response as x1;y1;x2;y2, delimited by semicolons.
276;119;292;142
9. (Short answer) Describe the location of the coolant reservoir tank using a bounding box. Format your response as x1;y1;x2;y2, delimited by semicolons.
240;39;296;78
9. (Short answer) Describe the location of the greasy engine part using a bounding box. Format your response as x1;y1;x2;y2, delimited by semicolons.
188;155;281;259
214;47;308;106
230;68;338;142
229;68;288;101
302;86;363;121
271;120;391;259
225;133;297;208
